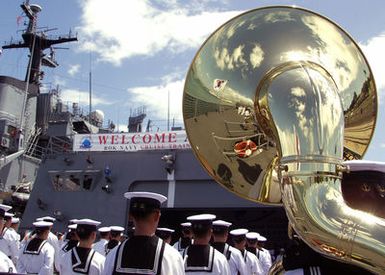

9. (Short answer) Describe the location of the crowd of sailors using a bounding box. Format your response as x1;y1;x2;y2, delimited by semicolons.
0;191;273;274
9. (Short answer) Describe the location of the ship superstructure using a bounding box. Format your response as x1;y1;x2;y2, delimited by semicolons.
0;2;290;253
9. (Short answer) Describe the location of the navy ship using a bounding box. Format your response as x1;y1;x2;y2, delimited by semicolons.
0;1;289;253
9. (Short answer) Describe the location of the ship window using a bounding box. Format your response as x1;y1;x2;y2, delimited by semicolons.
83;175;93;190
49;170;100;191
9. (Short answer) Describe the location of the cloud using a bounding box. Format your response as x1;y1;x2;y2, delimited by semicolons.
77;0;242;65
360;33;385;102
381;143;385;148
127;75;184;124
68;64;81;76
60;88;114;108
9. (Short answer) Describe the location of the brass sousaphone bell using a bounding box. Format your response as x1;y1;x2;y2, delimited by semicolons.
182;6;382;273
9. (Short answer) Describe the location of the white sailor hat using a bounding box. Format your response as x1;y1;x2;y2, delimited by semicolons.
187;214;216;221
37;216;56;222
4;212;14;219
230;228;249;236
344;160;385;172
258;235;267;242
157;227;175;233
68;224;77;230
124;192;167;212
213;220;232;227
11;217;20;224
0;204;12;218
230;228;249;243
33;221;53;228
75;219;100;233
246;232;260;240
181;222;192;227
98;226;111;233
212;220;232;233
187;214;216;231
110;226;124;232
69;219;78;224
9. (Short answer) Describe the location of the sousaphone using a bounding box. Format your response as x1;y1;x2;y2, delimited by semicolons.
182;6;382;273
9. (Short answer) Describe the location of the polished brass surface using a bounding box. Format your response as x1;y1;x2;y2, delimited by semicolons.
183;6;381;273
183;6;376;204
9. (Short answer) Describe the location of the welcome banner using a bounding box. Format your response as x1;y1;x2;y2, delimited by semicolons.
73;131;191;152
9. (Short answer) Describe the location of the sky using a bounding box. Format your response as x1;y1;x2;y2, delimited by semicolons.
0;0;384;161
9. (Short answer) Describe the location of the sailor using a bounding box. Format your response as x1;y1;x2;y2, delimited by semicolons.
105;226;124;255
156;227;174;244
184;214;230;275
173;221;193;255
246;232;272;274
0;211;19;264
10;217;21;241
230;229;263;275
0;250;17;273
212;220;248;275
60;219;105;274
0;204;17;273
103;191;185;275
37;216;61;271
60;224;80;255
17;220;55;275
93;226;110;256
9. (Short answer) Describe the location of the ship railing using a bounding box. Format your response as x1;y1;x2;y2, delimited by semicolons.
24;127;43;161
44;135;73;156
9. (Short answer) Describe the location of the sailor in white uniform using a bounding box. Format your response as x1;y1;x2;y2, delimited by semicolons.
246;232;272;275
0;250;17;273
103;191;185;275
60;224;79;255
0;204;17;273
0;211;19;264
17;221;55;275
36;216;61;272
105;226;124;255
183;214;230;275
60;219;105;274
230;229;263;275
93;226;110;256
156;227;174;244
10;217;21;242
173;222;193;255
212;220;248;275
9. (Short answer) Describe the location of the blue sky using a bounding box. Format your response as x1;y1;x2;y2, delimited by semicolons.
0;0;384;161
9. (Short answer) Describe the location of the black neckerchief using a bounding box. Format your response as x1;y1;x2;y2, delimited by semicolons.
71;247;95;274
184;244;214;272
112;235;165;275
212;242;231;260
24;238;47;255
63;240;79;252
180;236;191;250
246;246;257;256
106;239;120;255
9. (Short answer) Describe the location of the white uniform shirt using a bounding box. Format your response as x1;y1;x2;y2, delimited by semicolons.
59;247;105;275
183;245;231;275
93;239;108;256
17;238;55;275
103;237;185;275
243;250;263;275
0;250;17;273
228;246;248;275
47;231;61;271
172;237;192;256
256;248;272;274
0;227;20;264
